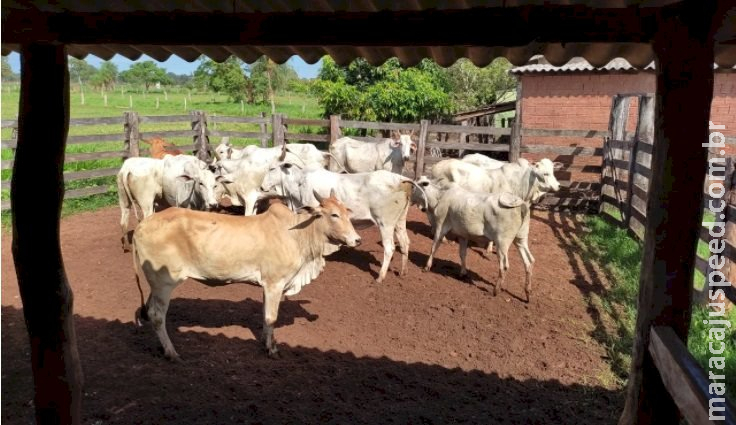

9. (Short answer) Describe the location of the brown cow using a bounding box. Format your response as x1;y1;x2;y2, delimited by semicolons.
132;189;361;360
142;136;183;159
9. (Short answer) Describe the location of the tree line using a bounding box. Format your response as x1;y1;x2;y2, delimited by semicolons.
313;57;517;122
2;54;518;122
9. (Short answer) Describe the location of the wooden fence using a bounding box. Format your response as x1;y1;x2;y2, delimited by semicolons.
599;93;736;424
0;109;669;213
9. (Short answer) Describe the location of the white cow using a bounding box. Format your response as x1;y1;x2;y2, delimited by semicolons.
261;164;427;283
213;144;328;215
215;140;327;168
430;159;497;193
117;155;222;251
424;185;535;302
132;192;361;359
431;158;560;204
329;131;417;174
461;153;505;170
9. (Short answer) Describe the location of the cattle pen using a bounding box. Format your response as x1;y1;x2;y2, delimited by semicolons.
3;1;736;424
2;110;605;211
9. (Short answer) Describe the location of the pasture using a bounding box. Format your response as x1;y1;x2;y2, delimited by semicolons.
1;206;623;424
0;89;322;225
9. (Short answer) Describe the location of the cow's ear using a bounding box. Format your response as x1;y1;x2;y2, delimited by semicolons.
215;175;232;185
299;206;323;217
176;174;193;183
553;161;564;171
329;188;337;199
410;141;418;152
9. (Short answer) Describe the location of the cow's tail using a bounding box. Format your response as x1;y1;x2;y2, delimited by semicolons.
131;241;149;325
122;170;141;221
402;179;429;212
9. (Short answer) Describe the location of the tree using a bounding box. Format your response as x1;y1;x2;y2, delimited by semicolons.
1;56;18;82
90;61;118;91
250;56;297;113
314;56;451;122
444;58;517;111
68;57;96;84
166;72;191;86
120;61;172;91
194;57;253;102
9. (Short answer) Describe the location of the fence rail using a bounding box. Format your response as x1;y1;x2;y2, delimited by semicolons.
1;111;626;212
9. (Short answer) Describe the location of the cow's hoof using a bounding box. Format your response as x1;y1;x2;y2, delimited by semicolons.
165;353;181;363
267;348;281;359
374;278;384;284
422;266;430;273
134;307;148;326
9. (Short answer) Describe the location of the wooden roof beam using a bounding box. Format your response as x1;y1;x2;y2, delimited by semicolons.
2;6;665;47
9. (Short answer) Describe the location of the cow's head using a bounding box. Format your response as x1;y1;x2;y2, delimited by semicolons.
261;162;302;195
390;130;417;161
531;158;561;193
214;142;233;160
302;188;361;248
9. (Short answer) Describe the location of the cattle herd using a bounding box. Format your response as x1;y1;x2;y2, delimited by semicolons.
117;131;560;360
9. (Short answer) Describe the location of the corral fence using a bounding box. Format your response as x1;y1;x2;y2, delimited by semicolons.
2;109;584;211
600;93;736;425
1;104;721;215
599;93;736;303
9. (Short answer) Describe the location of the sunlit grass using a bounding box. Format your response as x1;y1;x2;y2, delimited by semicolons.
581;214;735;402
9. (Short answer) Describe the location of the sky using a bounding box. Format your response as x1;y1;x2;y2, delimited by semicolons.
5;52;322;79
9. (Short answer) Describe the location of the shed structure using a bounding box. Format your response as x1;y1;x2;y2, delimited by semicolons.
2;1;736;424
511;55;736;184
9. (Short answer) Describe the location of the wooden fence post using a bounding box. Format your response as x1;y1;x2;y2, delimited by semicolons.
509;81;523;162
272;113;285;146
124;111;140;157
190;110;211;162
607;94;632;223
719;157;736;312
329;114;341;169
259;112;268;148
414;119;429;179
624;133;640;231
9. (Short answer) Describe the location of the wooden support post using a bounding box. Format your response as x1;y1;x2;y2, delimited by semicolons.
272;113;285;147
619;3;718;424
190;110;210;162
124;111;140;158
12;43;83;425
414;119;429;179
509;81;522;162
259;112;268;148
329;114;341;169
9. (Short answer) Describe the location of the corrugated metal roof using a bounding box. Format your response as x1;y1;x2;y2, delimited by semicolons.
510;55;734;74
2;1;735;68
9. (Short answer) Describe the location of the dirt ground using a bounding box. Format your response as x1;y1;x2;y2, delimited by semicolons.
2;206;623;424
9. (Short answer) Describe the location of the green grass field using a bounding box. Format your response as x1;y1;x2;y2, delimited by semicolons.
0;87;324;225
582;213;735;402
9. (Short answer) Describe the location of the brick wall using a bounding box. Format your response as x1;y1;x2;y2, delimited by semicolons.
520;72;736;185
